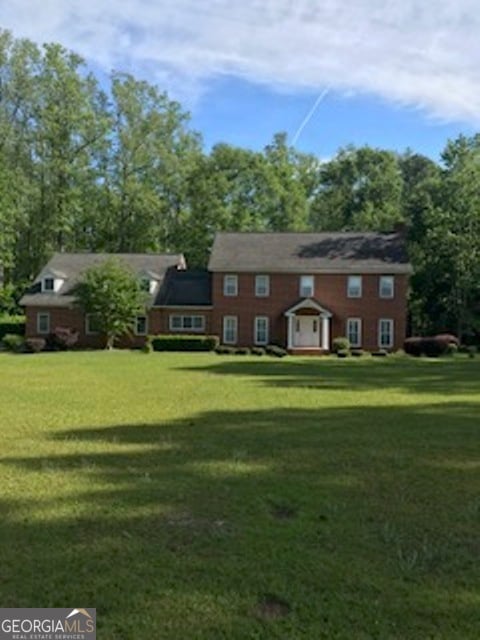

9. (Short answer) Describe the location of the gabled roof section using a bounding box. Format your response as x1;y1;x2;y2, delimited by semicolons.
284;298;333;317
20;252;185;308
155;269;212;307
208;232;412;274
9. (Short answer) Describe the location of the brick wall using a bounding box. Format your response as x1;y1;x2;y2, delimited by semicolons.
25;306;214;348
211;272;409;350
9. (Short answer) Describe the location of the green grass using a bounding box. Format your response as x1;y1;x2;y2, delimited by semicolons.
0;352;479;639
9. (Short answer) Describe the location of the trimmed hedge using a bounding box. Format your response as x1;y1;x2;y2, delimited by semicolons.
266;344;287;358
151;334;219;352
215;345;236;355
404;334;459;357
0;317;25;340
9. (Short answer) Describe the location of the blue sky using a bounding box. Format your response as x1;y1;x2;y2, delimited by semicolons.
1;0;478;160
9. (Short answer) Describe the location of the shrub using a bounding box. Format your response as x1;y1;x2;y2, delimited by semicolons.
25;338;46;353
215;345;236;355
2;333;25;352
332;336;350;353
337;349;349;358
266;344;287;358
467;346;476;358
0;317;25;340
141;337;153;354
405;334;460;358
372;349;388;357
47;326;79;351
251;346;266;356
235;347;251;355
151;335;219;352
351;349;365;357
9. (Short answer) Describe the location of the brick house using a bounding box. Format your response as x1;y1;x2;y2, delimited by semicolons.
21;231;411;352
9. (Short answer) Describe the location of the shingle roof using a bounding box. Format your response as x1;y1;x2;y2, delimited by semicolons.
208;232;412;274
155;269;212;307
20;252;184;307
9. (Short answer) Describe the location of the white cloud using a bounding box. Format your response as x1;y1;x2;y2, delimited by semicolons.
1;0;480;122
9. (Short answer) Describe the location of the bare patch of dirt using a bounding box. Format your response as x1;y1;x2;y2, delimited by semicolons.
255;593;291;620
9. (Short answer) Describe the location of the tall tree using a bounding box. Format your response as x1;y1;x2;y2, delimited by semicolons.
310;146;404;231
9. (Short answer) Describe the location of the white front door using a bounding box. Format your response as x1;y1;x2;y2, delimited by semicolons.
293;316;320;347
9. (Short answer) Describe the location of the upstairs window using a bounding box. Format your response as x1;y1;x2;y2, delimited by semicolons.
379;276;394;299
43;277;55;292
140;278;156;294
223;274;238;297
347;275;362;298
255;275;270;297
299;275;314;297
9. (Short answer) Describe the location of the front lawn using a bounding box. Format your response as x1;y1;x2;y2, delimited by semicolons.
0;352;479;638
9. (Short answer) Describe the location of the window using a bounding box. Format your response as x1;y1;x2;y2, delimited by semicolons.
255;275;270;297
86;314;102;335
346;318;362;347
300;275;314;297
169;315;205;332
43;277;55;292
135;315;148;336
378;319;394;348
223;316;238;344
37;312;50;334
347;275;362;298
254;316;269;345
379;275;394;299
223;274;238;296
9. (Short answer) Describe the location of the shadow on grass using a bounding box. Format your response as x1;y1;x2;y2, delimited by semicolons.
176;356;480;396
1;403;479;639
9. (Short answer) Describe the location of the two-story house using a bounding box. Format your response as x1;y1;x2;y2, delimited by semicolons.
208;232;411;352
21;231;411;352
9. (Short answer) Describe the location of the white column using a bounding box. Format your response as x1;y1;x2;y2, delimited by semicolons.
287;315;292;349
321;316;330;351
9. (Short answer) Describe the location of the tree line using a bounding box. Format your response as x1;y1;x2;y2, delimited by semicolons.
0;30;479;340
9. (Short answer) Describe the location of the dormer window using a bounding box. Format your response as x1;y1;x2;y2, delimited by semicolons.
139;277;157;294
43;277;55;292
41;275;63;293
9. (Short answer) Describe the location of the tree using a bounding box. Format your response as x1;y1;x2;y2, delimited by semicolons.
75;259;146;349
310;145;404;231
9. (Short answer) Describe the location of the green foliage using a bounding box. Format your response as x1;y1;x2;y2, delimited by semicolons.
215;345;236;355
251;346;266;356
141;336;153;354
234;347;251;355
151;334;219;352
75;258;147;348
332;336;351;353
2;333;24;352
0;317;25;339
265;344;288;358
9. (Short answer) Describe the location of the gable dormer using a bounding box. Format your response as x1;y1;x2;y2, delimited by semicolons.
139;270;160;295
41;270;65;293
